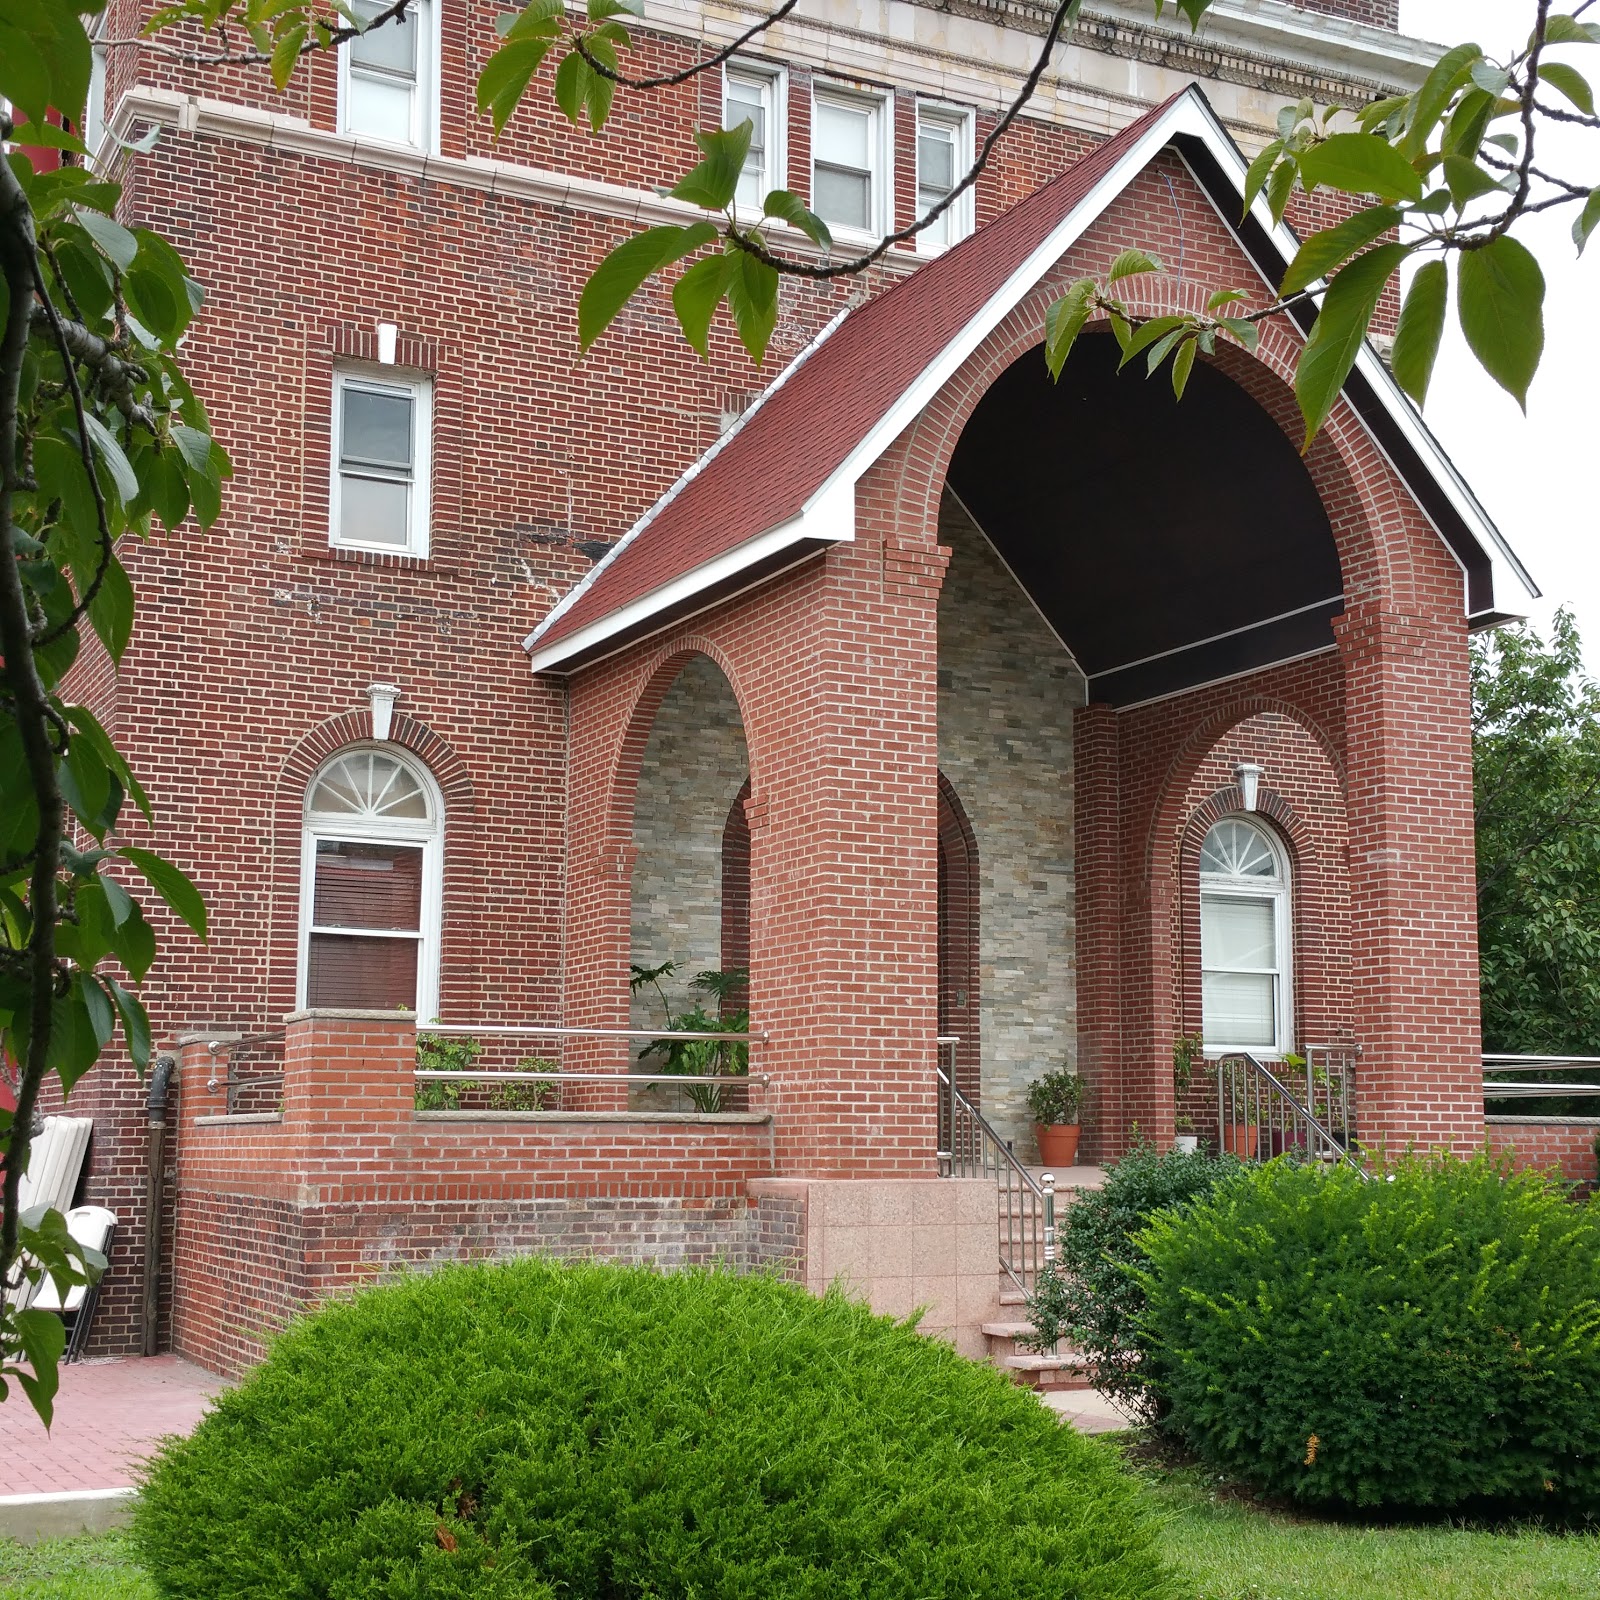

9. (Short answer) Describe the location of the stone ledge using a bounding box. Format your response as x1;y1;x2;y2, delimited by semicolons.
412;1110;770;1125
0;1488;137;1545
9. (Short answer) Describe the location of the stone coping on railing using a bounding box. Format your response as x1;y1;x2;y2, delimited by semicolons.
194;1113;283;1126
1486;1114;1600;1126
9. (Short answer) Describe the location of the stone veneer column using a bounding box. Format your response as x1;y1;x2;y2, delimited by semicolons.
1335;603;1483;1152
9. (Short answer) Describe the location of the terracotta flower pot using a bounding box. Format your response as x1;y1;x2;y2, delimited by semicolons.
1034;1122;1081;1167
1223;1124;1259;1159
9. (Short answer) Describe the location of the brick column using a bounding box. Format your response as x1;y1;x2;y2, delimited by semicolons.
749;525;949;1178
281;1009;414;1128
1335;604;1483;1152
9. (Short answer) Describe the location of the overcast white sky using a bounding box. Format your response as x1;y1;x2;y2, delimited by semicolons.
1397;1;1598;666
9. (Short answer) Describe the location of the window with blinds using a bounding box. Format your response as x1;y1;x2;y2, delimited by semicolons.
299;749;441;1017
1199;816;1291;1055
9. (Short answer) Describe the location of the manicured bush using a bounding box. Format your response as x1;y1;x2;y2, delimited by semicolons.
134;1259;1176;1599
1026;1144;1241;1421
1138;1154;1600;1511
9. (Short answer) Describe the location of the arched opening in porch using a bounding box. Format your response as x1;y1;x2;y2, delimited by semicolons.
626;653;750;1103
935;330;1344;1157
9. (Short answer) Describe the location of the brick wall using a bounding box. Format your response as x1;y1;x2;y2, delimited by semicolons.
1486;1118;1599;1195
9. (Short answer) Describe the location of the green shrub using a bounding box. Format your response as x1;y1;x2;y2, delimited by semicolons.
1026;1144;1240;1421
1137;1154;1600;1511
134;1259;1176;1599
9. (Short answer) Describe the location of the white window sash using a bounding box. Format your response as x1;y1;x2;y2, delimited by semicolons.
724;63;785;215
914;103;973;253
1199;880;1293;1057
336;0;438;152
811;85;890;239
330;369;432;557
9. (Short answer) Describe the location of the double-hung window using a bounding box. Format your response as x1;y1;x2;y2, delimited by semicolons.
915;103;973;251
724;64;783;212
339;0;435;149
300;748;442;1018
331;369;431;556
812;86;888;237
1200;817;1293;1057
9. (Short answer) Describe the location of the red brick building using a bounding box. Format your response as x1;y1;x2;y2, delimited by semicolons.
56;0;1551;1369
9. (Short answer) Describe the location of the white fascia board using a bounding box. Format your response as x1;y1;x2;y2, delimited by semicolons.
524;512;848;673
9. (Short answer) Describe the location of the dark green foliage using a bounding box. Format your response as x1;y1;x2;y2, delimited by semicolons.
1026;1144;1241;1422
134;1259;1175;1600
1138;1155;1600;1510
1474;611;1600;1076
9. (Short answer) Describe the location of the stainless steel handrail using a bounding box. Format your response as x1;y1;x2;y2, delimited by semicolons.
1484;1055;1600;1101
1216;1051;1366;1176
936;1036;1049;1293
420;1025;766;1042
415;1070;771;1087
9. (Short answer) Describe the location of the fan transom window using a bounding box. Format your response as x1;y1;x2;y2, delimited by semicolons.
1199;816;1291;1056
299;747;442;1018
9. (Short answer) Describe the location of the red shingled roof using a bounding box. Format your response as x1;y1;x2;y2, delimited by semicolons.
528;92;1188;666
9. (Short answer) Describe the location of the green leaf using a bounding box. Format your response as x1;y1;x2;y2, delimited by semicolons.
109;901;155;983
99;871;134;927
588;0;642;16
1206;288;1246;311
1280;204;1401;295
59;736;111;839
1265;157;1297;225
1107;248;1162;284
580;35;616;131
761;190;831;249
553;46;590;125
1217;316;1259;354
672;253;736;358
1390;258;1448;406
1044;279;1096;380
1468;60;1509;97
723;248;778;364
1538;61;1595;116
73;207;138;269
1401;43;1482;158
1540;16;1600;47
1457;234;1544;410
1441;154;1505;207
0;22;55;126
671;124;752;212
12;1309;66;1429
270;22;307;91
170;423;213;473
1575;188;1600;256
1116;315;1186;371
578;222;718;352
502;0;564;37
0;723;40;858
1241;139;1283;217
1170;335;1197;399
1444;88;1496;160
76;971;116;1050
119;845;208;939
63;703;151;821
1296;132;1422;204
106;977;152;1072
143;450;191;531
1294;240;1413;447
86;549;133;662
476;38;553;136
82;414;138;506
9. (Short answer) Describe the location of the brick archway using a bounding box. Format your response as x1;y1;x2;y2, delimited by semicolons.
937;773;981;1104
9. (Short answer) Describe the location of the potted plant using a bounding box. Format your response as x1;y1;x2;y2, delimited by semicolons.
1222;1095;1259;1159
1027;1069;1087;1167
1172;1031;1203;1155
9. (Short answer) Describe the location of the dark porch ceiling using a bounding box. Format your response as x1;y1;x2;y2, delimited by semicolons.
946;330;1342;706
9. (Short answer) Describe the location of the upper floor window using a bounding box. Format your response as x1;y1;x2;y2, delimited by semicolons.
724;64;783;212
812;85;889;238
339;0;435;149
916;103;973;252
299;747;443;1018
1200;816;1292;1057
331;368;431;557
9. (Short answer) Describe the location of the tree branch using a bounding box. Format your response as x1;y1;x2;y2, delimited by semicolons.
579;0;806;91
29;306;156;432
101;0;410;67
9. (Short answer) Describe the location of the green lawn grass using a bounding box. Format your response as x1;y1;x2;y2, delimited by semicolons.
0;1533;155;1600
1144;1460;1600;1600
3;1485;1597;1600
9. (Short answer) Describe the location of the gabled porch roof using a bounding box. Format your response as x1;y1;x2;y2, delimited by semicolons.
525;85;1535;678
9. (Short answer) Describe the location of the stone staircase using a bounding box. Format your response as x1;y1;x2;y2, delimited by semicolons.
981;1164;1104;1392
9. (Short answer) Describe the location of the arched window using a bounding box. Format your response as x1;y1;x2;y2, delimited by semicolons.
1199;816;1291;1057
298;747;442;1018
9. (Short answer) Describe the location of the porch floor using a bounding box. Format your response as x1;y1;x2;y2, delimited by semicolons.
4;1354;225;1495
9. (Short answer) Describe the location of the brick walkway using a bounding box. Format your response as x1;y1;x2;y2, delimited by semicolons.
3;1355;225;1494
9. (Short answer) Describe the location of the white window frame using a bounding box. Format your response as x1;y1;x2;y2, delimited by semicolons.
1199;816;1294;1059
810;82;892;242
914;100;973;254
336;0;440;154
329;365;432;558
83;20;108;165
297;745;444;1021
723;60;786;220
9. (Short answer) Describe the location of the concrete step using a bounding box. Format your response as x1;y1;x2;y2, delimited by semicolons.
1001;1350;1093;1392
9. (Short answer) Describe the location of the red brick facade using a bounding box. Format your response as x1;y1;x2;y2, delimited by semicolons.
56;1;1510;1366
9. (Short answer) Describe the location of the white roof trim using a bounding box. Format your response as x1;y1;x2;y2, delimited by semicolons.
527;82;1534;672
523;304;853;655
